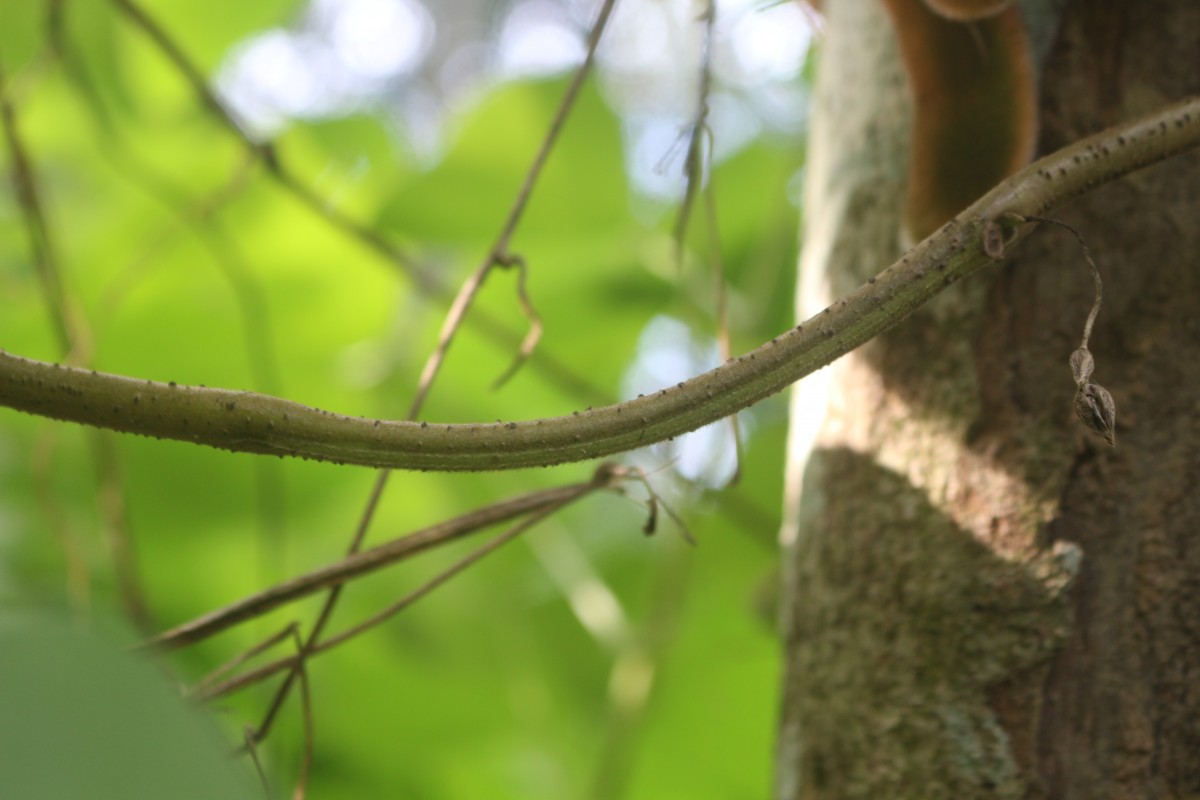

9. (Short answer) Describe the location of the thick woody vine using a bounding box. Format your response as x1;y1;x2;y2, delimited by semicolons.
4;96;1200;468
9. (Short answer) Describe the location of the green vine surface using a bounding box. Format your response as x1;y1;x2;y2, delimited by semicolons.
3;96;1199;471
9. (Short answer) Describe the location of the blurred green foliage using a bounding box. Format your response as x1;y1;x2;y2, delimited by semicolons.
0;1;803;797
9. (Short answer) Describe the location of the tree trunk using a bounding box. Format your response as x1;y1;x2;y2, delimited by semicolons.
776;1;1200;798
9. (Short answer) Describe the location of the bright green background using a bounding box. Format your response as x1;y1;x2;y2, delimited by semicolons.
0;2;804;797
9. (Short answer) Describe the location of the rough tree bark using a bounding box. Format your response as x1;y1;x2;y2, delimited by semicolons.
777;1;1200;798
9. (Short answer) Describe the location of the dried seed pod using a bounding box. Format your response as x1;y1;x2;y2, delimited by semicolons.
1069;348;1094;386
1074;382;1116;447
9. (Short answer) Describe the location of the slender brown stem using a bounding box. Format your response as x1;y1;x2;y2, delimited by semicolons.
1019;215;1103;350
673;0;716;261
191;622;299;697
321;496;576;651
247;468;390;744
193;482;605;702
146;477;612;652
104;0;609;405
407;0;620;414
291;634;315;800
242;0;620;742
242;727;272;796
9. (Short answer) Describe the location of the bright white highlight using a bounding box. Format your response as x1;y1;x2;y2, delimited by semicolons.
496;1;586;77
325;0;434;79
622;316;744;489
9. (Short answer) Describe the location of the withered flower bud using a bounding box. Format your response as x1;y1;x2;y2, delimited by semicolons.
1069;348;1094;386
1074;382;1116;447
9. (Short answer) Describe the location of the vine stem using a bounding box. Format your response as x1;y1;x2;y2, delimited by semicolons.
1019;214;1103;350
3;96;1199;471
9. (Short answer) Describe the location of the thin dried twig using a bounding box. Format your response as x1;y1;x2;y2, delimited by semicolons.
104;0;609;400
147;476;616;653
408;0;620;410
290;630;315;800
314;498;569;653
191;622;300;697
240;469;389;745
490;254;544;389
1018;214;1116;446
673;1;716;262
194;476;615;703
107;0;423;279
626;466;697;545
242;726;272;797
674;2;742;484
241;0;619;745
704;163;743;485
